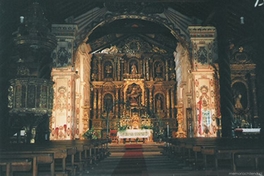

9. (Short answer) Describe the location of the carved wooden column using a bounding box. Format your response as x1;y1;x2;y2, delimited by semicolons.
93;88;97;119
149;59;153;81
123;59;127;74
115;87;119;115
144;87;148;108
120;85;124;117
146;58;150;81
149;86;153;110
114;57;117;81
117;57;121;81
120;58;124;81
98;86;102;119
98;57;102;81
166;88;170;118
143;58;146;79
165;60;169;81
139;60;143;75
250;73;258;119
171;88;175;118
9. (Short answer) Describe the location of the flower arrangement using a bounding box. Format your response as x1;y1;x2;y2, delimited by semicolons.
241;119;250;128
141;124;153;129
118;125;127;131
83;127;98;140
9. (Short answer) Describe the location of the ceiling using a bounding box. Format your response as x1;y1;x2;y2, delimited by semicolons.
1;0;264;41
1;0;264;64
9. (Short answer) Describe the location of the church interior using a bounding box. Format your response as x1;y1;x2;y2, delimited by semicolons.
1;0;264;174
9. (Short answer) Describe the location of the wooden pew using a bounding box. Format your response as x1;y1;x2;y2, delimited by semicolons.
201;138;264;171
234;153;264;171
165;138;189;158
0;139;111;176
44;139;110;174
166;137;264;171
0;159;32;176
0;153;54;176
48;140;95;173
165;138;216;161
1;143;71;175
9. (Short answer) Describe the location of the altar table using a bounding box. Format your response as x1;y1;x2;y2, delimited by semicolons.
234;128;261;138
117;129;153;143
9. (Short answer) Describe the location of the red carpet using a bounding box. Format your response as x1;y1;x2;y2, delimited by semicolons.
112;144;148;176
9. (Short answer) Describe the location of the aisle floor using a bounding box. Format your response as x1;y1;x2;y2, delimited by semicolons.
82;143;263;176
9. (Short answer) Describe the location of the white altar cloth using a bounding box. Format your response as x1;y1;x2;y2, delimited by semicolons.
117;129;153;141
235;128;261;133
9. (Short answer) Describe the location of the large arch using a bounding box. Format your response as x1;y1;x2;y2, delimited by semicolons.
80;15;192;139
50;7;220;140
81;14;188;47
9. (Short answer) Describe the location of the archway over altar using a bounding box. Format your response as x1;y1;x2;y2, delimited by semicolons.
50;5;221;140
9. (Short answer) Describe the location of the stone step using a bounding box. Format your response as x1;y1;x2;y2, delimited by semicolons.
108;142;165;152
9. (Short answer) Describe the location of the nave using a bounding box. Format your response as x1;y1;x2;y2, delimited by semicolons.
86;143;232;176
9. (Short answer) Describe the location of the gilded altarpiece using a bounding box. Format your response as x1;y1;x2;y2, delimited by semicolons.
90;35;177;139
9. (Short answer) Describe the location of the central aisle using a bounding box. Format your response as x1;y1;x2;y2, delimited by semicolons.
85;143;230;176
112;144;147;175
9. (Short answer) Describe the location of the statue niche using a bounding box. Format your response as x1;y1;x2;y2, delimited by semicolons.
126;83;142;107
232;82;248;112
155;93;166;118
103;61;113;79
131;63;137;75
154;61;163;79
155;93;164;112
103;93;114;118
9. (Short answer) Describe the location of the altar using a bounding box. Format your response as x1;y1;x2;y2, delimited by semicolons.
234;128;261;138
117;129;153;143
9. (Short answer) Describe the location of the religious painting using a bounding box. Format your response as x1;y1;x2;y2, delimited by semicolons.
56;86;67;111
196;85;215;136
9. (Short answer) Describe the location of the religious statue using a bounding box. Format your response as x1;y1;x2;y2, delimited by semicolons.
155;63;162;77
131;63;137;74
127;84;141;106
235;94;243;109
105;64;112;78
156;96;162;111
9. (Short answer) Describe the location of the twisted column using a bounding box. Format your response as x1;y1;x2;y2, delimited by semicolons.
218;40;234;137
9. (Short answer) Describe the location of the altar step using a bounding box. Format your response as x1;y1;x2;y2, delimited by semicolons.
108;142;164;153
